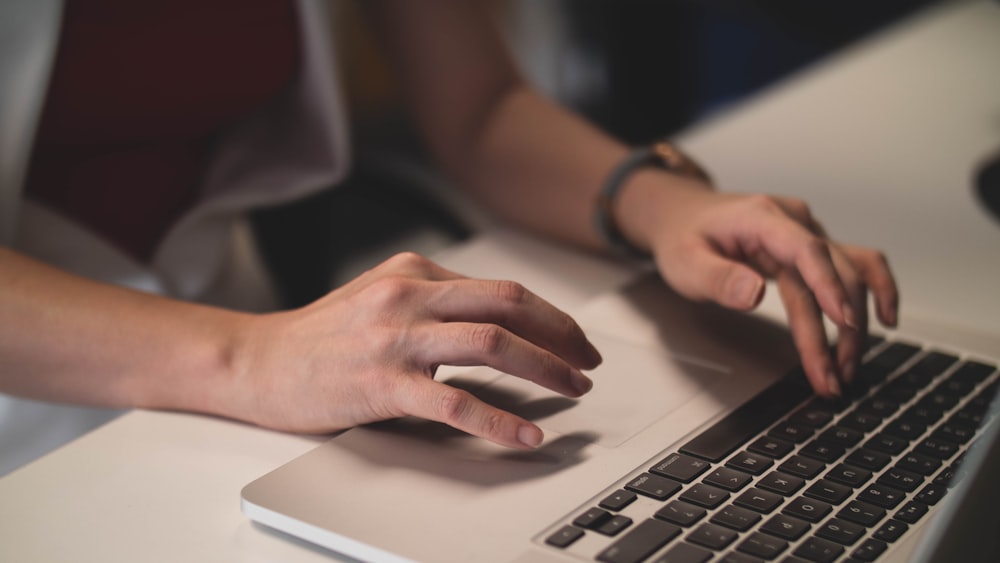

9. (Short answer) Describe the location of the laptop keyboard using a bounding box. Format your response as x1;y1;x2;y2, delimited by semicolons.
540;336;999;563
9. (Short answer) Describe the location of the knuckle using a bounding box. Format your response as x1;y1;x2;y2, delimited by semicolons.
384;251;431;274
434;387;471;423
488;279;529;306
468;323;508;356
364;275;417;308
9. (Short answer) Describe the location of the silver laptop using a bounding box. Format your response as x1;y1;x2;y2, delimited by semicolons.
241;272;1000;563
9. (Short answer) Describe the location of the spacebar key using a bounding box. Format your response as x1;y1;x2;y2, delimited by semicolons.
680;371;812;462
596;518;681;563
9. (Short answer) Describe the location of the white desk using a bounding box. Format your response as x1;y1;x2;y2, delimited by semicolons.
2;1;999;561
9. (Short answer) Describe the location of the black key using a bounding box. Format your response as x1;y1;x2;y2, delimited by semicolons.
933;465;958;487
915;483;948;506
949;407;986;429
651;453;711;483
883;419;925;441
934;377;977;397
837;500;886;527
704;467;753;492
748;436;795;459
866;433;908;455
783;496;833;523
597;519;682;563
917;391;961;412
873;519;909;542
688;522;738;551
949;360;996;385
793;536;844;562
680;373;812;462
858;397;900;419
799;440;845;464
779;455;825;479
769;422;815;444
914;437;959;460
600;490;638;512
680;483;730;509
815;517;866;545
761;513;810;541
896;452;941;476
846;449;891;471
910;351;958;377
626;473;682;500
877;467;923;492
655;501;707;527
734;487;784;514
718;552;763;563
738;532;788;560
790;404;835;428
652;542;712;563
820;426;863;448
901;404;944;426
711;505;762;532
545;525;584;548
727;451;774;476
758;471;805;496
858;483;906;509
868;341;921;375
840;411;882;433
825;464;872;488
804;479;853;504
933;424;976;444
851;539;888;562
894;501;928;524
880;380;920;403
573;507;612;529
598;516;634;537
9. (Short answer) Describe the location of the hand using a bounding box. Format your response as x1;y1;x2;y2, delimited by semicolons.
225;252;601;449
626;175;898;397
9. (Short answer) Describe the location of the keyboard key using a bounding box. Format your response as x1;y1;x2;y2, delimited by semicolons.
873;519;909;542
910;350;958;377
688;522;739;550
846;448;891;471
933;424;976;444
598;515;634;537
820;426;863;448
573;507;612;529
897;452;942;475
851;538;888;561
711;505;762;532
884;419;925;441
789;404;835;428
799;440;845;464
804;479;853;504
894;501;928;524
793;536;844;562
837;500;886;527
544;525;584;548
915;483;948;506
597;519;681;563
815;517;866;545
949;360;996;385
718;552;764;563
600;490;638;512
680;483;730;509
734;487;784;514
840;411;883;433
858;483;906;509
726;451;774;475
858;397;901;418
779;455;825;479
748;436;795;459
825;463;872;488
655;500;707;527
866;433;909;455
651;453;711;483
738;532;788;560
704;467;753;492
783;496;833;523
758;471;805;496
901;404;944;426
768;422;814;444
868;341;921;375
761;513;811;541
877;467;923;492
626;473;682;500
679;374;812;462
651;542;712;563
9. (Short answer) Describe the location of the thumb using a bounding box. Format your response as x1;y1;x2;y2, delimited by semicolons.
660;243;765;311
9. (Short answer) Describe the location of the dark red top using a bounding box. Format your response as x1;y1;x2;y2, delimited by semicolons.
26;0;300;262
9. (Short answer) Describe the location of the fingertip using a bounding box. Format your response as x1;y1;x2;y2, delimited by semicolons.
725;271;765;310
517;424;543;449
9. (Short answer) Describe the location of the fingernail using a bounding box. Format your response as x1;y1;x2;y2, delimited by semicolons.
573;371;594;395
730;274;763;309
826;371;842;397
841;302;859;330
518;425;543;448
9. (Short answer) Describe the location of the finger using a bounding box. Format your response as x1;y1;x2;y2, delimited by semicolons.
370;251;467;282
771;196;829;237
776;271;841;397
412;321;593;397
656;239;765;311
829;246;868;385
401;377;544;449
425;278;602;369
840;245;899;327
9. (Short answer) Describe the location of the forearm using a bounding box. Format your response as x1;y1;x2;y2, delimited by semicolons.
0;247;247;415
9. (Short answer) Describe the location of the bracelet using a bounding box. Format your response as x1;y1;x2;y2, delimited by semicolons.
594;141;676;259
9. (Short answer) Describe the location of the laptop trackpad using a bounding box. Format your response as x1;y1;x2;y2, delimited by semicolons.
451;332;729;448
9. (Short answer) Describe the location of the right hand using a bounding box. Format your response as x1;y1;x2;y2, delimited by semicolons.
225;252;601;449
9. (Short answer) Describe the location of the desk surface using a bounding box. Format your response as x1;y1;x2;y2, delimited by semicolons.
2;2;999;561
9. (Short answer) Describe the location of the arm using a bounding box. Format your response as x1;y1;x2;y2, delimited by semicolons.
363;0;899;396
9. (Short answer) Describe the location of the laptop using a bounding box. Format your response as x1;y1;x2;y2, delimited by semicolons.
240;270;1000;563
